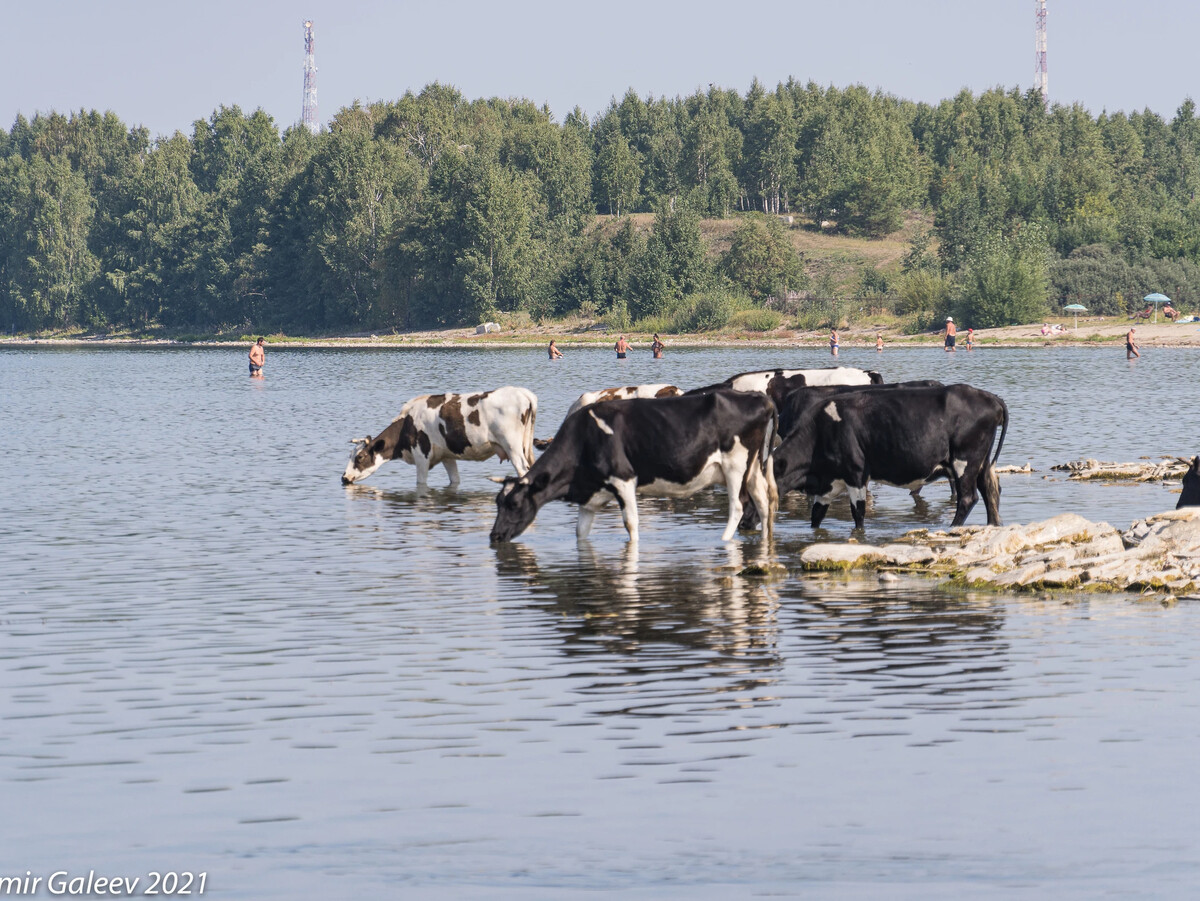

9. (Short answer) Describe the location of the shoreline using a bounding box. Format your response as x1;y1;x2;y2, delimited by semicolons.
2;319;1197;350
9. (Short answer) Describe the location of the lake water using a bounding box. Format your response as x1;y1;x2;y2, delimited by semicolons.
3;342;1200;899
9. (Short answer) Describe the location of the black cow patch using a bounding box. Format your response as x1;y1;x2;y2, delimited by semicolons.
466;391;491;407
425;394;446;409
468;409;481;426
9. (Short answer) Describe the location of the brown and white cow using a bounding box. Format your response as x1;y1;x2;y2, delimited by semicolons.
566;383;682;417
342;386;537;487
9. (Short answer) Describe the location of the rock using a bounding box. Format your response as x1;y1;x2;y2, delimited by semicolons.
1032;569;1083;589
794;510;1200;598
475;322;501;334
878;572;899;583
995;562;1048;587
799;544;889;570
1051;458;1189;482
876;544;938;565
739;562;789;579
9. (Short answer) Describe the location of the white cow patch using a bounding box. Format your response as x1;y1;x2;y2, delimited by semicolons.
589;410;615;435
952;458;968;478
814;479;848;505
824;401;842;422
639;449;728;498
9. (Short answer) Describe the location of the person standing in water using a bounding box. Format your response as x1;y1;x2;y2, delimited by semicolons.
651;334;665;359
875;333;883;352
965;328;975;351
548;340;563;360
249;337;265;376
615;335;629;359
1126;327;1140;359
829;328;839;356
944;317;957;352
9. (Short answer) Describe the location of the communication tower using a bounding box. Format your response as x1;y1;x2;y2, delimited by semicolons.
1035;0;1048;106
302;20;319;134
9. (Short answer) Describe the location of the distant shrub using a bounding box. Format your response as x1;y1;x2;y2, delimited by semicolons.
602;298;631;330
497;311;534;331
728;309;783;332
631;315;672;334
670;291;742;332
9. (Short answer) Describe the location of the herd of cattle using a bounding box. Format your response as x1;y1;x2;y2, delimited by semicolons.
341;366;1010;544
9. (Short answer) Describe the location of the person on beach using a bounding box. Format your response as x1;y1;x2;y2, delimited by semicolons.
651;334;665;359
548;340;563;360
876;333;883;352
944;317;957;352
615;336;629;359
249;337;265;376
829;329;839;356
965;328;975;351
1126;327;1140;359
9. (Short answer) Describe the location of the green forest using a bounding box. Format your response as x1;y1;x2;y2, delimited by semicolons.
5;79;1200;336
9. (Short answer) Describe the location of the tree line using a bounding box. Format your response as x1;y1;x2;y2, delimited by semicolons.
4;80;1200;334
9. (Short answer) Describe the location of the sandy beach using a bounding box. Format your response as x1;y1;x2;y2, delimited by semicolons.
3;315;1198;350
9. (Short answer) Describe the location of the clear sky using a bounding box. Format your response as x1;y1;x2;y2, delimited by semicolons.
3;0;1197;139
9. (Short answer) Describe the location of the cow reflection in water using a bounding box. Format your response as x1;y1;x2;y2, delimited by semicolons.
492;541;783;685
789;577;1010;706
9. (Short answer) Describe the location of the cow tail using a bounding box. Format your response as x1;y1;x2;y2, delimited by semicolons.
524;397;537;469
991;396;1009;467
763;404;779;525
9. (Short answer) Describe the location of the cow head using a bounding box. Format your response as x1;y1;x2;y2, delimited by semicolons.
1178;456;1200;509
342;435;386;484
490;471;549;542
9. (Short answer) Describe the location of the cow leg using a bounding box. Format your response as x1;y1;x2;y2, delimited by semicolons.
738;458;775;543
441;457;461;487
721;459;751;542
577;490;615;540
951;459;981;526
979;464;1003;526
413;453;431;487
609;478;640;543
848;484;868;530
502;435;530;477
576;507;598;540
811;480;845;529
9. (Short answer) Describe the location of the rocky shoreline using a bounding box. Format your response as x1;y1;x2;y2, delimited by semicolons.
798;509;1200;600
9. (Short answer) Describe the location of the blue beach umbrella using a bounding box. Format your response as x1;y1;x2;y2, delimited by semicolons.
1144;292;1171;323
1063;302;1086;329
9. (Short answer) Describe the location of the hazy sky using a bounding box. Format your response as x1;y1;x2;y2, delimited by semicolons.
3;1;1197;138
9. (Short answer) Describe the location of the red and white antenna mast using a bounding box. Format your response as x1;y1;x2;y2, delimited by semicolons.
1035;0;1048;106
302;20;319;134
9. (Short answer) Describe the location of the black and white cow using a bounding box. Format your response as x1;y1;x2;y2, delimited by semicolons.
489;389;778;544
1178;457;1200;508
776;380;944;438
342;386;537;486
688;367;882;410
566;383;683;417
770;383;1008;531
